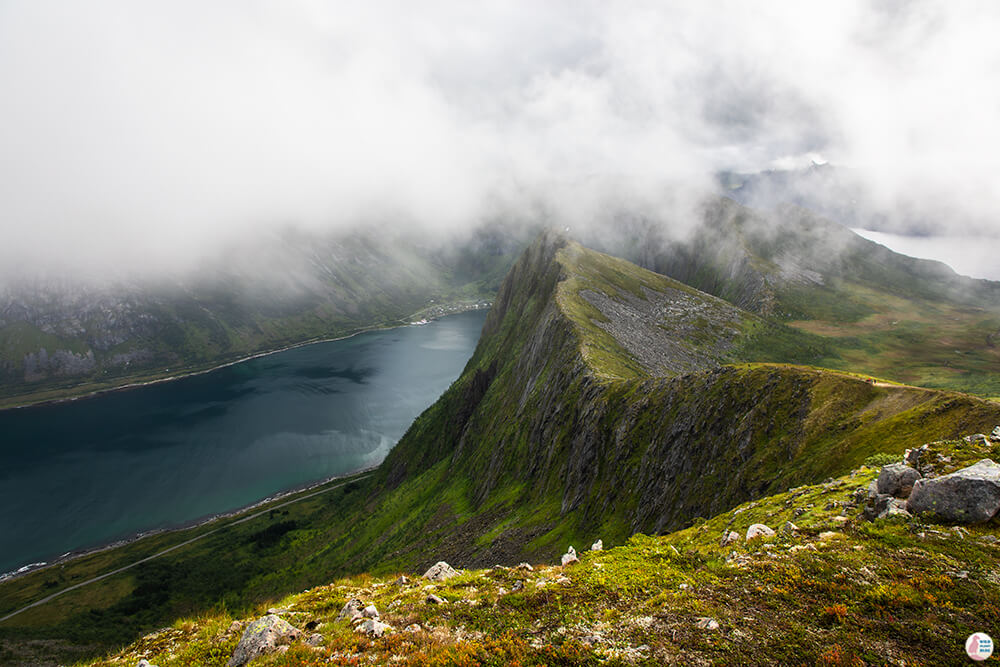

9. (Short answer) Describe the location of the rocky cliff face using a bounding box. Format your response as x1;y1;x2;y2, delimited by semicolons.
369;233;1000;569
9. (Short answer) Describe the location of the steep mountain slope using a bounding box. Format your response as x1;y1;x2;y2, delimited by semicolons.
2;233;999;664
0;226;523;408
364;233;999;565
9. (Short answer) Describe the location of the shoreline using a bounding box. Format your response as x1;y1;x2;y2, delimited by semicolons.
0;300;491;413
0;466;378;584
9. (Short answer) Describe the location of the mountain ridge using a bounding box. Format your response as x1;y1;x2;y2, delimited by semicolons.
2;230;999;665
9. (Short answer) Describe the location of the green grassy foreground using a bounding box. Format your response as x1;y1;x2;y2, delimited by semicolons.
78;436;1000;666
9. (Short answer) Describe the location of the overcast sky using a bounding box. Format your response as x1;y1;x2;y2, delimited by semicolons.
2;1;999;277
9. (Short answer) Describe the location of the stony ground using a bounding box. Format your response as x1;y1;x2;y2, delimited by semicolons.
82;434;1000;667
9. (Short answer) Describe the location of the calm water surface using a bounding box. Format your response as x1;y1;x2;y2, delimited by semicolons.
0;310;486;574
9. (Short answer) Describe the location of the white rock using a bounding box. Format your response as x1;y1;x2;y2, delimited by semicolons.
745;524;775;541
357;619;392;637
422;561;459;582
695;617;720;630
591;539;603;551
561;546;579;566
362;604;379;619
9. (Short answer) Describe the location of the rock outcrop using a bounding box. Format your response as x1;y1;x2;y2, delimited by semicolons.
560;546;579;566
745;524;774;541
336;598;365;623
423;561;458;582
227;615;301;667
877;464;921;498
906;459;1000;523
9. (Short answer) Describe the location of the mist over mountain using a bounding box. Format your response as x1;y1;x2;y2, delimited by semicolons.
4;6;1000;663
2;1;1000;281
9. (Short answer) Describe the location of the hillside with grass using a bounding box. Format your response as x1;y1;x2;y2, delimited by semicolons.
4;232;998;665
617;197;1000;397
76;432;1000;666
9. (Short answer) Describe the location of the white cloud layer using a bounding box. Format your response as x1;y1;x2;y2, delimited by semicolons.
1;1;999;276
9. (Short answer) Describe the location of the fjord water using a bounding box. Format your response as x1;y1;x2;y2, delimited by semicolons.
0;310;487;575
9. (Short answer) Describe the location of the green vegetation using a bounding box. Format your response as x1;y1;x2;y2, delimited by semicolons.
631;196;1000;396
2;230;999;665
76;437;1000;666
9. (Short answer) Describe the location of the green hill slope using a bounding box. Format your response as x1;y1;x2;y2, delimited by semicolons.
78;422;1000;666
5;233;997;664
616;197;1000;396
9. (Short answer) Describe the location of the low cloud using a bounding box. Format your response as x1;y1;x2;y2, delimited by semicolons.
1;1;998;279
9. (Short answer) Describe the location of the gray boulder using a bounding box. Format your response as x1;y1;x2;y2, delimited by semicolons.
905;445;928;467
227;615;301;667
877;464;921;498
864;494;910;520
885;498;911;518
335;598;365;623
357;618;392;637
907;459;1000;523
423;561;458;582
991;426;1000;442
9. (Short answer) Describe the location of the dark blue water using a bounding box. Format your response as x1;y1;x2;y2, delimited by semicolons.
0;310;486;575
